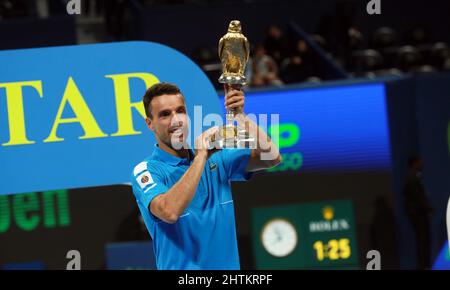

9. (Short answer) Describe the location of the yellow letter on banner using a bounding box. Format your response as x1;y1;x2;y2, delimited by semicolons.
1;81;43;146
44;77;107;143
105;73;159;137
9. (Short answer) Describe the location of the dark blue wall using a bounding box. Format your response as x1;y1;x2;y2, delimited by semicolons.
386;73;450;269
0;16;76;51
416;75;450;262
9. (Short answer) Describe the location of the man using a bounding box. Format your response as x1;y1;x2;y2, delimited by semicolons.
131;82;281;270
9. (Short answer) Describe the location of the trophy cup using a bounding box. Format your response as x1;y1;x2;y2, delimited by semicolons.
214;20;255;149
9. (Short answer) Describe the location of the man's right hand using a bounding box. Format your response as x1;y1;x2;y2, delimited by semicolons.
195;126;221;160
151;126;221;224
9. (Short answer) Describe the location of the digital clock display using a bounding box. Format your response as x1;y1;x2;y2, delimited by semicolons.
313;239;351;261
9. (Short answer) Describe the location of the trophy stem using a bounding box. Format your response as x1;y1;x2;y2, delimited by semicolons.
215;84;255;149
224;83;240;126
226;109;235;125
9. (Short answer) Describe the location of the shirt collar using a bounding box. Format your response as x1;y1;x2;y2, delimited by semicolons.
151;144;193;166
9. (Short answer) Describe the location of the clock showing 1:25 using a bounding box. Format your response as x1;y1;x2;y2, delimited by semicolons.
312;238;351;261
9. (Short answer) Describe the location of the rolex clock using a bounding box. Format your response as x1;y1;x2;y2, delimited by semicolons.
261;218;298;257
252;200;359;269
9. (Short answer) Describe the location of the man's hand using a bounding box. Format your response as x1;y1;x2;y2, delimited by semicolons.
224;84;245;114
151;127;220;224
223;85;282;171
194;126;221;160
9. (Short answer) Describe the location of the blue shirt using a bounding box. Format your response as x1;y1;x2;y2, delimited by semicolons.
131;144;252;270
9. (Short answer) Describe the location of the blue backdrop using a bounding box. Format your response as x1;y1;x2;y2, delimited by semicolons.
0;41;221;195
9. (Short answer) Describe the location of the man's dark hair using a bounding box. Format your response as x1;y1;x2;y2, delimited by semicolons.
143;82;182;118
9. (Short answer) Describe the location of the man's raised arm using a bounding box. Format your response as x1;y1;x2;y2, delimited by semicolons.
150;127;219;223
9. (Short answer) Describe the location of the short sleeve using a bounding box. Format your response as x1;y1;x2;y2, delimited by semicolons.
219;148;253;181
131;161;168;218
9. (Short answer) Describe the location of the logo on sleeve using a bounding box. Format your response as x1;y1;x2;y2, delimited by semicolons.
137;171;154;189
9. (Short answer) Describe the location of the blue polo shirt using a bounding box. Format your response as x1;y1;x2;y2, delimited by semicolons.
131;144;252;270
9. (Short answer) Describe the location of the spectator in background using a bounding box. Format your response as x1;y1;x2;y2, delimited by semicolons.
348;26;363;51
280;39;317;84
264;25;290;66
251;44;283;87
403;155;433;270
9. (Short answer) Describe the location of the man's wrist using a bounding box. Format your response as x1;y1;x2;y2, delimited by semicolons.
194;152;208;162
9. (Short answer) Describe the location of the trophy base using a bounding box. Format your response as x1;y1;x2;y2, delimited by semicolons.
218;74;247;85
212;125;256;149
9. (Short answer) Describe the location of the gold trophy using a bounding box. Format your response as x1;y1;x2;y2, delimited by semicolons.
214;20;255;149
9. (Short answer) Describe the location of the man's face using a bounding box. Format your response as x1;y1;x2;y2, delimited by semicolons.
146;94;189;150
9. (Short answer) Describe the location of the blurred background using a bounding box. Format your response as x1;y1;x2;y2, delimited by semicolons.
0;0;449;270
